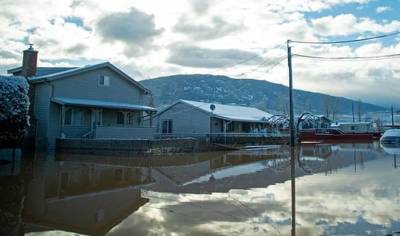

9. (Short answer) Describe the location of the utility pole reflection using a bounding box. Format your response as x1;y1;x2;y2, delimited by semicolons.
290;146;296;236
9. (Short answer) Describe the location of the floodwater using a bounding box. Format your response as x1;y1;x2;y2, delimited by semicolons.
0;142;399;236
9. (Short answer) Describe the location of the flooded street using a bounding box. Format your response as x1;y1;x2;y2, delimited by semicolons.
1;143;399;236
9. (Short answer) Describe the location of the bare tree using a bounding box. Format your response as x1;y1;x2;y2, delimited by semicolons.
357;99;363;122
323;96;339;121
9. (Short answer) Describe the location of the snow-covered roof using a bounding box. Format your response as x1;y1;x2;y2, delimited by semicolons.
381;129;400;138
159;99;273;122
51;97;156;112
331;121;372;126
7;66;77;76
26;62;150;93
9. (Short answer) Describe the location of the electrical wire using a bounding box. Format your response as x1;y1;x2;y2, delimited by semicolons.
289;31;400;45
234;56;287;77
293;53;400;61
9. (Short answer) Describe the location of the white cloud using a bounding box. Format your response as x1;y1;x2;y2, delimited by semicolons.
311;14;400;36
376;6;392;13
1;0;399;106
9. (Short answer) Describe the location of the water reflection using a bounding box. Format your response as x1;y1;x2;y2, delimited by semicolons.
381;142;400;169
0;142;399;235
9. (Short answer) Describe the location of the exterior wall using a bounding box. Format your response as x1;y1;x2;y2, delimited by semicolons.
211;117;223;133
95;126;155;139
51;67;145;105
156;102;210;137
47;102;61;148
33;83;52;150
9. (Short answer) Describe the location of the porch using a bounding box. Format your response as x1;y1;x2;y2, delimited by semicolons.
52;98;156;140
157;116;279;140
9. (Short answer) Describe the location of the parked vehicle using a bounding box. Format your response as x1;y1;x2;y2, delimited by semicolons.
299;128;374;142
380;129;400;145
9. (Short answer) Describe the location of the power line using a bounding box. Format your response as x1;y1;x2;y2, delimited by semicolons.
289;31;400;45
293;53;400;61
234;56;287;77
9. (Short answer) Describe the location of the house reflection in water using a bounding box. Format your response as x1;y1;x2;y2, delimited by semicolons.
1;142;397;235
23;157;153;235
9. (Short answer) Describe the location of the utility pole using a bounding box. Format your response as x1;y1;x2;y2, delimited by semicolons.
287;41;295;147
287;40;296;236
358;100;361;122
352;102;355;122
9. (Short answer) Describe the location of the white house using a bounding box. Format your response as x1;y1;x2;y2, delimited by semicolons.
154;99;273;138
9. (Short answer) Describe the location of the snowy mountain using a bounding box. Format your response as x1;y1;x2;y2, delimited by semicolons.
141;74;385;115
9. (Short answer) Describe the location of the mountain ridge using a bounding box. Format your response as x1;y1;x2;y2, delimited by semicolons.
141;74;385;115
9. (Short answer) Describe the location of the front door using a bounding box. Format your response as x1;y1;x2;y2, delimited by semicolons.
91;109;103;130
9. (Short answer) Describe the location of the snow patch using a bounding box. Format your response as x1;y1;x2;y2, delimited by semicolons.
0;76;30;145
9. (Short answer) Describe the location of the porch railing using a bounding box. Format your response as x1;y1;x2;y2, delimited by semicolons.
155;132;290;139
94;126;155;139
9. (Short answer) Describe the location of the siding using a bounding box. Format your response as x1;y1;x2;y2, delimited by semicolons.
63;125;91;138
51;67;144;105
211;117;223;133
156;102;210;136
33;83;52;150
47;102;61;148
95;127;155;139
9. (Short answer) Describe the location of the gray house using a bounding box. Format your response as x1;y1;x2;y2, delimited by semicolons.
7;46;156;149
155;99;273;138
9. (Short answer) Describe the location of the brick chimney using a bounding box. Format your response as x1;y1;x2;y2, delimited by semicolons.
21;44;38;77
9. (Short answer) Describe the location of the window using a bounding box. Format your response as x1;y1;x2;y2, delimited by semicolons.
117;111;125;124
64;108;72;125
162;120;173;134
99;75;110;86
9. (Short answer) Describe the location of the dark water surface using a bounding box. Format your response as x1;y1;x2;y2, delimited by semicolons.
1;142;399;236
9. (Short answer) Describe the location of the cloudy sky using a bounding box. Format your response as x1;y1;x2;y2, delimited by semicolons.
1;0;399;106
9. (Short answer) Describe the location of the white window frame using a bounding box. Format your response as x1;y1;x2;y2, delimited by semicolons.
99;75;111;87
161;119;173;134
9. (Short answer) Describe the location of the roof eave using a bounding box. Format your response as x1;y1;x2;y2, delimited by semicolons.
27;62;150;93
7;66;22;74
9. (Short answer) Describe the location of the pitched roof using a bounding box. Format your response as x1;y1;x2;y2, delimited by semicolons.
7;66;77;76
26;62;150;93
331;121;372;126
158;99;273;122
51;97;156;111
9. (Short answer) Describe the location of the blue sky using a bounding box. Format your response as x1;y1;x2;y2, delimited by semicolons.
0;0;399;107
